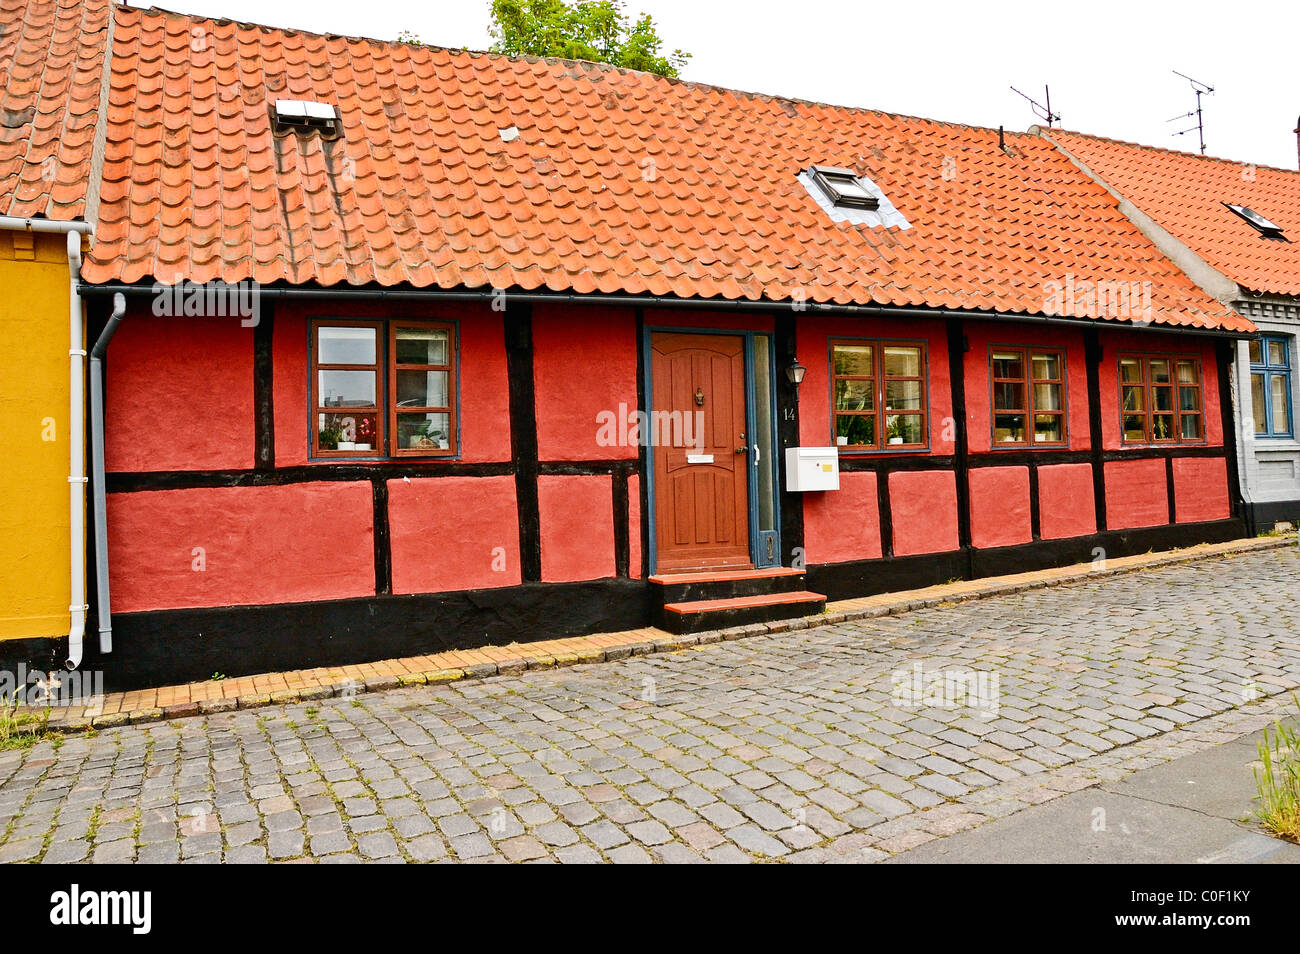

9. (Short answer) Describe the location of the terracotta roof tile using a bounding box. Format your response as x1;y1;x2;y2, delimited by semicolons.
0;0;110;219
74;5;1248;332
1045;128;1300;299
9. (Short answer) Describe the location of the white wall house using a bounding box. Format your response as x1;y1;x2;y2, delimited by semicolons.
1232;298;1299;528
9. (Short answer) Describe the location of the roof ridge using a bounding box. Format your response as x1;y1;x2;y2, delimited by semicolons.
1036;124;1300;178
84;0;117;227
129;2;1040;140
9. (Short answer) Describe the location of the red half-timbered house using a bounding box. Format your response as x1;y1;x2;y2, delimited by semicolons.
49;6;1254;688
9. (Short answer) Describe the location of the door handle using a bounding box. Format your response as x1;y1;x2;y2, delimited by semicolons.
735;445;748;454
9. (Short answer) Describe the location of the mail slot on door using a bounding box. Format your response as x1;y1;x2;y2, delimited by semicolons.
785;447;840;491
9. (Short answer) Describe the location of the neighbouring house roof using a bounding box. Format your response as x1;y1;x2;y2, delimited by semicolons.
0;0;111;220
1045;129;1300;300
70;5;1248;332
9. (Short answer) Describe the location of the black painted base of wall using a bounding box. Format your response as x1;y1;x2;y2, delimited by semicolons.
0;637;68;683
3;517;1252;694
807;518;1245;603
1247;500;1300;534
85;579;652;692
808;550;969;604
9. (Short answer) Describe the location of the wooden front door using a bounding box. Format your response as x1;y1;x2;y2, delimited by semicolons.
651;332;751;572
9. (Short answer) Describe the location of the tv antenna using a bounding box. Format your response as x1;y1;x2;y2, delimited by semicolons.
1167;71;1214;154
1010;84;1060;126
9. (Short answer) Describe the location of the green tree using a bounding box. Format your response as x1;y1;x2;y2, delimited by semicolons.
488;0;690;77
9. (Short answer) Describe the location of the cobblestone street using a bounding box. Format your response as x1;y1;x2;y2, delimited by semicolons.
2;547;1297;864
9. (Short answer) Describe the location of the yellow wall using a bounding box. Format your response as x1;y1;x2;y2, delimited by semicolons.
0;229;76;640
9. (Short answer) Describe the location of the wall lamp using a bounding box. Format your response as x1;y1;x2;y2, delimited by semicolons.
786;357;807;388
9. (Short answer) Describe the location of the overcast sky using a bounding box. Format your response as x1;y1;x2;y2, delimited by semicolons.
154;0;1300;170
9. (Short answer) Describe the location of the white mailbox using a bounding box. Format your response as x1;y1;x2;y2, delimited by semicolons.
785;446;840;492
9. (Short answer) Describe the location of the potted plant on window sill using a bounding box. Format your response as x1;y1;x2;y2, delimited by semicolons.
408;420;447;451
319;420;344;451
886;417;906;445
335;416;359;451
354;416;375;452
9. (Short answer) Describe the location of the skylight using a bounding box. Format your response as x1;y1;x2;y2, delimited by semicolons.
1224;203;1286;240
272;99;341;136
809;166;880;210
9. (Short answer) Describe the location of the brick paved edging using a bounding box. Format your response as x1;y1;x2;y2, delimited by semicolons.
42;534;1295;734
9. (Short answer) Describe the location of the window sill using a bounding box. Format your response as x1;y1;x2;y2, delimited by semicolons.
836;446;933;455
1250;438;1300;450
986;443;1070;451
307;454;463;464
1118;442;1209;450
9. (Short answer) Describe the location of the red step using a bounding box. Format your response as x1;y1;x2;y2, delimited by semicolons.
648;567;804;585
660;589;826;634
663;590;825;615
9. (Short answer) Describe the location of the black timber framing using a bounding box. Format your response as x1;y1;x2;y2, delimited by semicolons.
253;302;275;471
504;303;542;583
775;311;805;567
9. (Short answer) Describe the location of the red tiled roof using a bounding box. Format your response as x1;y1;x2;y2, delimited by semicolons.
1045;128;1300;299
80;5;1247;332
0;0;110;219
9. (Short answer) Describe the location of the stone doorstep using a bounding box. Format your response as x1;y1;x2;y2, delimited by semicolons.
35;534;1295;735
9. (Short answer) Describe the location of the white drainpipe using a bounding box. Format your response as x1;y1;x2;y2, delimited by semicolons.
65;230;92;669
0;217;97;669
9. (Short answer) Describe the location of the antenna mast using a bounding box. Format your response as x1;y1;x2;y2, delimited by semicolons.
1168;71;1214;154
1010;84;1061;126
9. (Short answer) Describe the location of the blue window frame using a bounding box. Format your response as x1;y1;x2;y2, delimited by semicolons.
1250;335;1293;438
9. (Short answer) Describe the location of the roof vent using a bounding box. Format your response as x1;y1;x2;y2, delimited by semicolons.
808;165;879;210
272;99;341;137
1224;203;1286;241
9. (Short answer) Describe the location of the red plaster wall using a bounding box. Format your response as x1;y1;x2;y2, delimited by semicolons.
273;301;511;466
533;304;639;461
646;310;775;333
105;309;254;472
108;482;374;612
628;473;643;579
1104;458;1169;529
802;472;882;564
1037;463;1097;540
1172;457;1230;523
797;315;955;455
889;470;960;556
963;324;1089;454
451;309;512;463
968;466;1032;549
273;310;310;467
538;474;616;582
387;475;520;594
1098;331;1223;450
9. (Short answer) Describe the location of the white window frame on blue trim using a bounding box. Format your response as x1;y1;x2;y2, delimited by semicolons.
1250;334;1293;438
